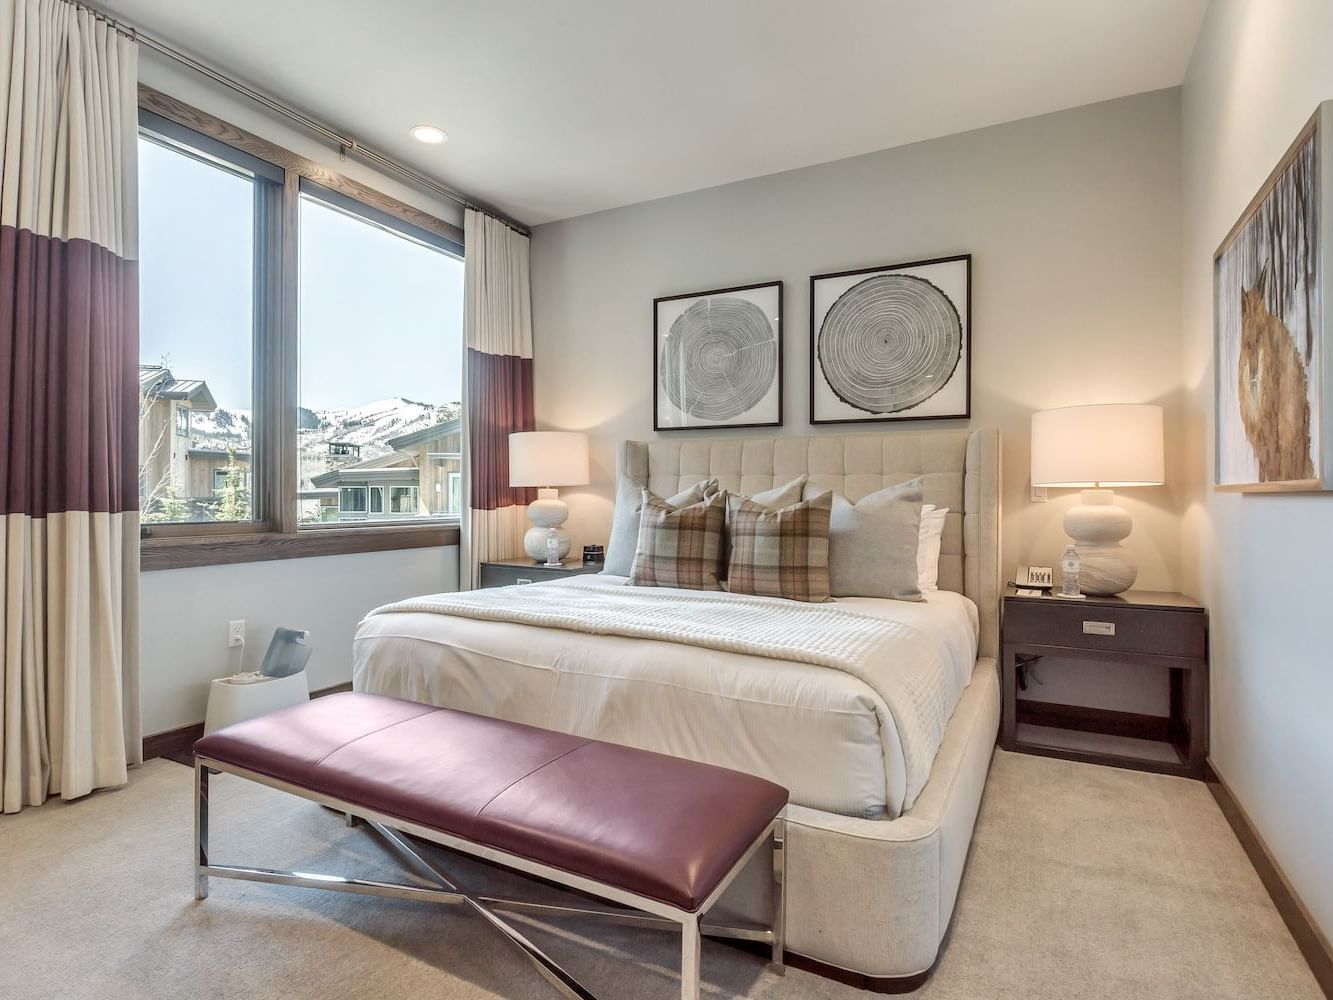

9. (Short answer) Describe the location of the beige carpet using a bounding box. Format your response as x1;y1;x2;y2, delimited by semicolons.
0;751;1321;1000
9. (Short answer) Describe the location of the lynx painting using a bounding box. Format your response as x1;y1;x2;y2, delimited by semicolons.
1215;115;1325;491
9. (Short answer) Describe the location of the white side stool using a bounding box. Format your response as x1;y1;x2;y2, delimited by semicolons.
203;672;310;735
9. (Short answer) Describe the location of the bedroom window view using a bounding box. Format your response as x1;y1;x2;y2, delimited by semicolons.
137;131;257;524
296;191;465;525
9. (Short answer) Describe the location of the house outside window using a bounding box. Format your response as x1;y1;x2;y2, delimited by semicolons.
175;406;191;437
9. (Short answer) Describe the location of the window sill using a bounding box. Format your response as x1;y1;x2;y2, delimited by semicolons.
141;522;460;571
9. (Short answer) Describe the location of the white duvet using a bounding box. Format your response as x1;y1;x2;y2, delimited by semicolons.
353;575;978;819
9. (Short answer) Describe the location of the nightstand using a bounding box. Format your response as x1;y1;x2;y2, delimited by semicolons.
1001;587;1209;778
478;557;603;589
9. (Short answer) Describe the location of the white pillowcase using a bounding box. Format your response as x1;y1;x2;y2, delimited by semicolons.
918;504;949;592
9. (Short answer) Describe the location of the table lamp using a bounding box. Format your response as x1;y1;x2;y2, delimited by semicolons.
509;431;590;564
1030;404;1164;595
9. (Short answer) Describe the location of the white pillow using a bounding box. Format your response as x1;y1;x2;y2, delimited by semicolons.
918;505;949;592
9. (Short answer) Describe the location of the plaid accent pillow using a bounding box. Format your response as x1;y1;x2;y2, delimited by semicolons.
726;491;833;602
628;489;727;590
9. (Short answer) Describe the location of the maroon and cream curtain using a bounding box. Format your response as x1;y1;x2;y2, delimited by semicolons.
460;208;534;589
0;0;140;813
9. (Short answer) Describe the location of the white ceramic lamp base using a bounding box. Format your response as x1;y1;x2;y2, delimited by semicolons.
1063;489;1137;595
523;487;572;563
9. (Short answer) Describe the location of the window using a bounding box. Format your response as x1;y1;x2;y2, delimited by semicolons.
339;486;367;515
138;111;278;527
212;466;251;495
447;472;462;517
296;184;464;526
135;90;466;570
389;486;419;515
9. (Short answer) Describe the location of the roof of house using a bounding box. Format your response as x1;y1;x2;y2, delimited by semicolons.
310;450;417;488
386;417;461;452
139;365;218;411
187;448;252;461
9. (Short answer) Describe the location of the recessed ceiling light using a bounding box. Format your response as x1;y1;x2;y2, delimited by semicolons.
410;125;447;145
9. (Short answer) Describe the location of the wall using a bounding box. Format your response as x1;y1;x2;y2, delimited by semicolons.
531;89;1185;595
1181;0;1333;940
141;547;459;734
136;53;461;736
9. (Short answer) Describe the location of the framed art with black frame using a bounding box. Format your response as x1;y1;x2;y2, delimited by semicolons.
809;254;971;425
653;280;783;431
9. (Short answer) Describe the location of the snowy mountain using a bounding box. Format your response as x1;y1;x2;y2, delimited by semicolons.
187;397;461;489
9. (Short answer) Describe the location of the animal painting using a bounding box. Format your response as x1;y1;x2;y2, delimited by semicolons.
1238;267;1315;482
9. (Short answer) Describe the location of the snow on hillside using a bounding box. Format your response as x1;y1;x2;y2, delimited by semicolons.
187;397;460;489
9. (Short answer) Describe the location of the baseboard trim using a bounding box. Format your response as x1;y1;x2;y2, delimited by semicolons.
1205;760;1333;998
142;682;354;762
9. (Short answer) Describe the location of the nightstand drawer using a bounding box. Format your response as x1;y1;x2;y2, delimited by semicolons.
478;559;603;589
1004;600;1205;659
480;564;558;588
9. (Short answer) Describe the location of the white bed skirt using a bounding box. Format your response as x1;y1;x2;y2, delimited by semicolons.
712;656;999;981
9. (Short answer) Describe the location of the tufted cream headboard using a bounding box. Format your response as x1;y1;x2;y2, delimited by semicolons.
615;428;1002;658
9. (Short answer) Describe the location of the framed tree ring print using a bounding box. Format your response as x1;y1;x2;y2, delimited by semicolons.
653;280;783;431
810;254;971;424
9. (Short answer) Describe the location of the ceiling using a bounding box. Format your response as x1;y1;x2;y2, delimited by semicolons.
102;0;1207;226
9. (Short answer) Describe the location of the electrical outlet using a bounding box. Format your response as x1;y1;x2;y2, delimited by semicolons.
228;620;245;648
1030;485;1048;503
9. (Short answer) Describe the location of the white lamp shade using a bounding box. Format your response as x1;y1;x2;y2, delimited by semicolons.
508;431;590;488
1031;404;1164;488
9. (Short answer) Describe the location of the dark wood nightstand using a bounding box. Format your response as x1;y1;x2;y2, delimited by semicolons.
478;557;604;589
1001;587;1209;778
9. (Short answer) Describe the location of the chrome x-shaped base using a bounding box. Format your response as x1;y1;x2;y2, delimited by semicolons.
194;761;786;1000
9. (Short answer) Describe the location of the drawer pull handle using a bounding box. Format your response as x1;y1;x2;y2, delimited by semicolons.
1083;620;1115;636
517;578;533;585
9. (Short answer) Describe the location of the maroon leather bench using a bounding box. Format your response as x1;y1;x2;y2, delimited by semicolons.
192;692;788;1000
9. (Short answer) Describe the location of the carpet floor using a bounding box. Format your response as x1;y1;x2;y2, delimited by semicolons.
0;750;1321;1000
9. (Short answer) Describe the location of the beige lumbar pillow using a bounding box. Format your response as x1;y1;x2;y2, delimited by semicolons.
606;477;718;576
819;480;925;601
726;491;832;603
628;489;728;591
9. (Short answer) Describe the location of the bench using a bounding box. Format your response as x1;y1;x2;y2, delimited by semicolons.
192;692;789;1000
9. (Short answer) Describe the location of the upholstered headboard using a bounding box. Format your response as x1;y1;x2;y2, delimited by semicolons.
615;428;1002;658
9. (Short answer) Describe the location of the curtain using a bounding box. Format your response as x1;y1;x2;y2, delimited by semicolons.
0;0;140;813
460;209;535;589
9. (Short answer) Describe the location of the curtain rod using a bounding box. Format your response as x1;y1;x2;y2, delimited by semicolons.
74;0;531;236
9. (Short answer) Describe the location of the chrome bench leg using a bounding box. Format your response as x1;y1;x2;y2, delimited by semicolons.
680;914;701;1000
772;819;786;973
194;762;209;900
369;821;598;1000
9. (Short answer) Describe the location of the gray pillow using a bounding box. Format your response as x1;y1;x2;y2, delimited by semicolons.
822;480;924;601
723;475;807;521
605;476;718;576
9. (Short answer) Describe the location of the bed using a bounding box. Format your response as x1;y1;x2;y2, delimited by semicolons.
353;428;1001;988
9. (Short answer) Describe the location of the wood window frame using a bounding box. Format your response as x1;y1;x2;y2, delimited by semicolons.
137;86;462;572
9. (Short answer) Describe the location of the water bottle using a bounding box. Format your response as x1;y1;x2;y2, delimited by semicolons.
545;527;560;566
1060;544;1081;598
